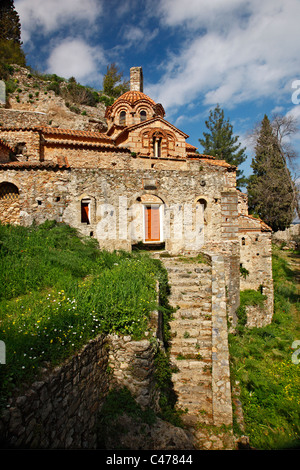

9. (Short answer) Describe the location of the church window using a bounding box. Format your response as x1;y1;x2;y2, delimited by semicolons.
119;111;126;126
140;110;147;122
0;182;19;200
153;135;162;157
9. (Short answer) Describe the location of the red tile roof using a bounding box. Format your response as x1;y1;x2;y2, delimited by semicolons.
238;213;272;232
0;160;69;170
199;156;234;168
39;127;113;141
114;91;156;106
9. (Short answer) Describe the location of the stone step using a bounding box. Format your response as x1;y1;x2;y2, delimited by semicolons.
167;271;211;281
172;369;212;384
159;256;217;435
170;346;212;359
170;299;212;311
170;318;211;328
170;284;211;293
170;331;212;344
165;265;211;274
178;309;212;319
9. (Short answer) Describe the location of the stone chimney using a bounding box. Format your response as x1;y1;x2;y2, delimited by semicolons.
130;67;143;92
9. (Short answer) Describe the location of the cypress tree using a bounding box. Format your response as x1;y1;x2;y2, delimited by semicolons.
0;0;26;76
0;0;22;44
247;115;296;231
199;104;247;188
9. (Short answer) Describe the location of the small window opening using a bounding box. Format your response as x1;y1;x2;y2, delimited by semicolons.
242;237;245;246
198;198;207;210
0;183;19;200
153;136;162;157
81;200;90;224
119;111;126;126
37;200;42;206
55;196;61;202
140;110;147;122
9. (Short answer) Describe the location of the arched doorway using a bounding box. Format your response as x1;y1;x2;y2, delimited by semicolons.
0;182;20;224
140;194;164;243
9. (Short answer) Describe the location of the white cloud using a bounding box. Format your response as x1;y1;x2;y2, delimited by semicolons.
46;39;105;83
149;0;300;112
15;0;103;43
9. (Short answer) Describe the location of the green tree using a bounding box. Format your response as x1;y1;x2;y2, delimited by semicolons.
247;115;297;231
0;0;22;44
199;104;247;188
0;0;26;77
102;63;129;99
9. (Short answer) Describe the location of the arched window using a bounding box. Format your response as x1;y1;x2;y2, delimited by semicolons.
241;237;246;246
0;182;19;200
196;198;207;225
140;110;147;122
153;134;162;157
119;111;126;126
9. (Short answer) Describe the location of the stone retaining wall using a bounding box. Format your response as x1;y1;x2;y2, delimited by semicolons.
0;326;162;448
0;335;109;449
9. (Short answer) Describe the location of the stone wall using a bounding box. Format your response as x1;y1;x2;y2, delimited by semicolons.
108;335;160;412
0;109;48;129
272;224;300;249
211;255;233;427
0;335;109;449
0;128;42;161
0;320;163;448
0;165;231;248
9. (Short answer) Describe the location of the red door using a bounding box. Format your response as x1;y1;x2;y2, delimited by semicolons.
145;205;160;242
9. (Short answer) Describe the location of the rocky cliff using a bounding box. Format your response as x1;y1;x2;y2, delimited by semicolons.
2;66;108;132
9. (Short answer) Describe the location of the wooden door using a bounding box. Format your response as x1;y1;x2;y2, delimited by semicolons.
145;205;160;242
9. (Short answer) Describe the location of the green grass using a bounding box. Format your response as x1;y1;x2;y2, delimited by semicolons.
0;221;168;406
229;245;300;449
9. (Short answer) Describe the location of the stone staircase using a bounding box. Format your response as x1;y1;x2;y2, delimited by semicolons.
159;254;234;450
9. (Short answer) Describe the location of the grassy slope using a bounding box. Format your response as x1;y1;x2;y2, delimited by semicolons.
229;245;300;449
0;221;168;406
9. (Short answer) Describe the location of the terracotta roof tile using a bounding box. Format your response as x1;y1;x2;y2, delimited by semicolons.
238;214;272;232
114;90;156;106
0;161;69;170
200;156;233;168
39;127;113;141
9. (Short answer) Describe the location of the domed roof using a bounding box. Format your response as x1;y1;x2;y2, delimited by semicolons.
113;90;156;106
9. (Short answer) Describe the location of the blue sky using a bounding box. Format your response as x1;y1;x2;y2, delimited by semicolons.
15;0;300;185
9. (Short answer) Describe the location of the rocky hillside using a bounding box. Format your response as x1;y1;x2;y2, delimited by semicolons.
3;66;108;131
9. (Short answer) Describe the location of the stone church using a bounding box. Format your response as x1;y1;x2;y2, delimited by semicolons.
0;67;273;325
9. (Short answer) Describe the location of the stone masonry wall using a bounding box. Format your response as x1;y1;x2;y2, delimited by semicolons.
0;109;48;129
0;325;163;448
0;335;109;449
0;128;42;161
